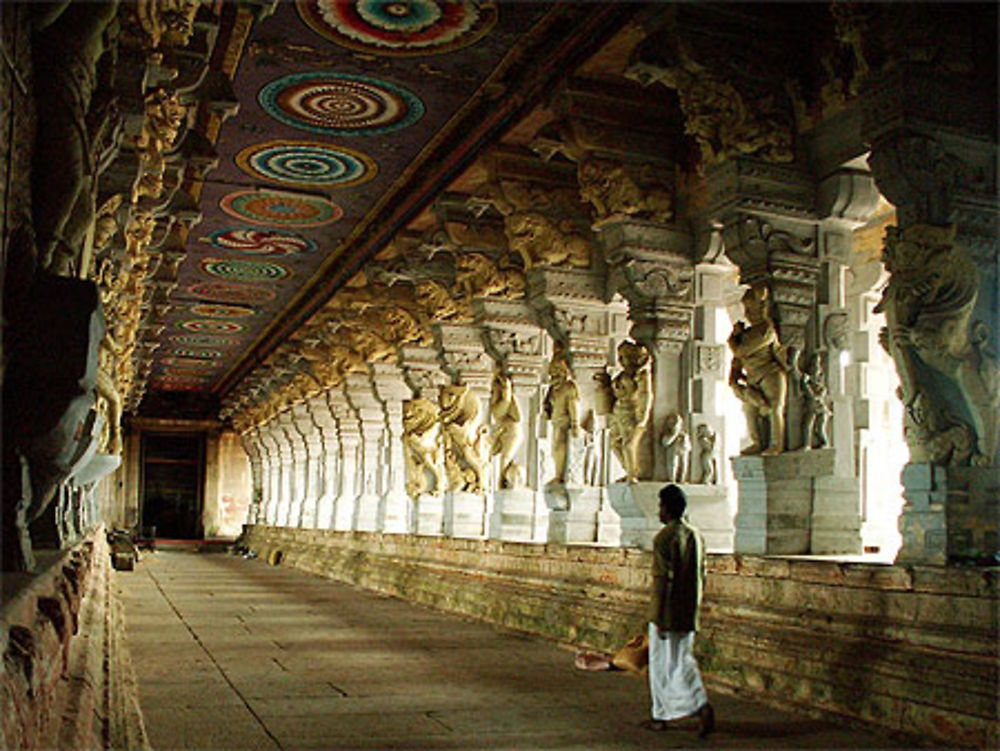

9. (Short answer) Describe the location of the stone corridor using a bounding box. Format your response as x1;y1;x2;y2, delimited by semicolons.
119;551;911;750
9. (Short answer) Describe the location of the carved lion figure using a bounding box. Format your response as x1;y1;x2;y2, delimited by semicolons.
453;252;525;300
578;158;673;224
489;372;523;490
439;384;485;493
402;398;444;497
504;212;591;270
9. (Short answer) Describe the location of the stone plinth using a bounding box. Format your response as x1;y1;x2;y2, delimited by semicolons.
812;475;862;555
607;482;733;552
443;491;488;538
732;449;835;555
897;463;1000;565
413;493;444;536
543;484;602;544
379;490;411;535
489;488;537;542
606;481;660;550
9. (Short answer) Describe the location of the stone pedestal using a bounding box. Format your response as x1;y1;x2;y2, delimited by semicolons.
606;482;660;550
413;493;444;536
897;463;1000;565
489;488;537;542
544;484;602;544
731;449;835;555
379;490;411;535
443;491;488;538
812;475;862;555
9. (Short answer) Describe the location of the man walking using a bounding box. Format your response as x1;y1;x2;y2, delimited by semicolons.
644;484;715;737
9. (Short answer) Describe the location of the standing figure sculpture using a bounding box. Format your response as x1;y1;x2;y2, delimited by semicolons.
695;424;718;484
727;285;791;455
594;340;653;483
439;385;486;493
660;413;691;483
489;372;523;489
800;354;833;450
402;398;444;497
543;350;580;485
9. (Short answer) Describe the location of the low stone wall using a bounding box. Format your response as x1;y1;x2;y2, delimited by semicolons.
0;529;148;750
244;525;998;749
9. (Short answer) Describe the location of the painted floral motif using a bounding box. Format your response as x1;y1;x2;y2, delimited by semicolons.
181;319;247;333
186;282;278;305
201;228;317;256
297;0;497;56
189;303;256;319
235;141;377;188
220;189;342;227
258;72;423;136
200;258;291;283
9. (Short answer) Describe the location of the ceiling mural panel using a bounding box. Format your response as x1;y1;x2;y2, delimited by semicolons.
153;0;555;397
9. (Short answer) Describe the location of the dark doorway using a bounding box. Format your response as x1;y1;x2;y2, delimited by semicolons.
141;433;204;539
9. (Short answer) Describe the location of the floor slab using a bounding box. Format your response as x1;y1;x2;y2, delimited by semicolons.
118;551;915;750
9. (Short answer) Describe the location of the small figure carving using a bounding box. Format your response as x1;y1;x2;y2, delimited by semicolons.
489;372;523;490
577;157;673;224
453;252;525;300
132;88;186;203
876;224;998;465
439;384;485;493
504;212;591;270
580;410;600;487
660;413;691;483
800;354;833;450
695;424;718;484
543;350;581;485
728;285;791;455
136;0;200;50
414;280;473;323
594;340;653;483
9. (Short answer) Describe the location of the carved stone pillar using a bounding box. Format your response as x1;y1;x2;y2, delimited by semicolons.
291;402;320;528
342;375;384;532
327;392;360;532
477;298;549;542
863;64;999;563
241;429;264;526
307;393;340;530
371;363;413;534
397;345;450;535
259;425;281;525
275;411;302;528
528;268;628;544
433;323;492;538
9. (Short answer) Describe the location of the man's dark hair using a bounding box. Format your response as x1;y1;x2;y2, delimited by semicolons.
659;484;687;519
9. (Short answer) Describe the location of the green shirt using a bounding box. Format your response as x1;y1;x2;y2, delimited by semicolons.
649;517;706;632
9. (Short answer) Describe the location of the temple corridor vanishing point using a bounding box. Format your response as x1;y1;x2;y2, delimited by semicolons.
1;2;997;749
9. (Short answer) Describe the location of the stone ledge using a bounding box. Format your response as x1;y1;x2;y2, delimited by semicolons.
0;530;149;751
244;524;998;750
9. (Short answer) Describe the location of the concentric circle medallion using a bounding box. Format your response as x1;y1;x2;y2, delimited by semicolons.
297;0;497;56
258;72;423;136
181;319;246;334
236;141;377;188
186;282;277;305
201;228;316;256
201;258;290;283
189;303;255;319
168;349;223;360
172;333;240;347
220;189;342;227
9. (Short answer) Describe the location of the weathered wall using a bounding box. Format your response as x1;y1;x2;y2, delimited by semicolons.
0;530;148;750
243;525;998;749
204;430;252;538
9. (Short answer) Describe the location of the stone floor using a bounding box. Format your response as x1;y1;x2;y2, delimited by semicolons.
118;551;913;750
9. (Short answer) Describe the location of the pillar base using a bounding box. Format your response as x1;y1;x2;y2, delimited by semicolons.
896;463;1000;565
732;449;834;555
606;481;661;550
489;489;537;542
353;493;381;532
444;491;488;539
413;493;444;536
379;490;411;535
544;484;601;544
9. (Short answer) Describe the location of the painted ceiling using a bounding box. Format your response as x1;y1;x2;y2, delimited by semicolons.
145;0;595;402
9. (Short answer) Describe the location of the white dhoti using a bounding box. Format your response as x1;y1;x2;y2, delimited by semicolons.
647;624;707;721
